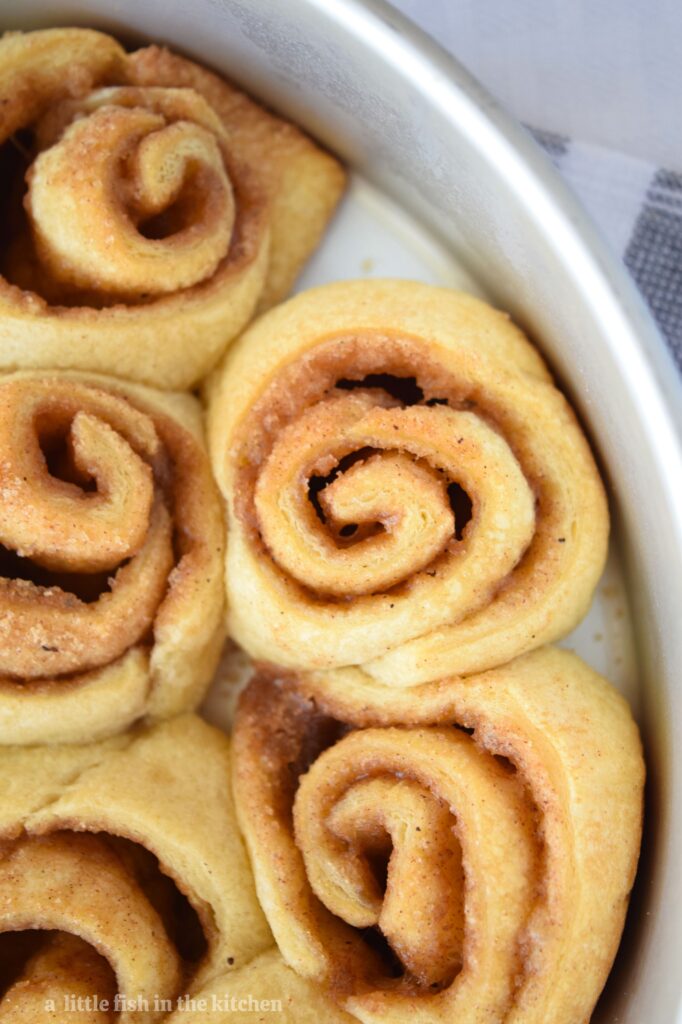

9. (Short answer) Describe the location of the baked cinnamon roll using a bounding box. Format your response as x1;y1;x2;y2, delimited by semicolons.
0;371;224;745
231;647;644;1024
0;28;345;388
208;280;608;683
0;714;271;1021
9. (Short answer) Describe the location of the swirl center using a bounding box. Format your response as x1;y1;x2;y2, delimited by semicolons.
25;86;235;299
254;390;535;602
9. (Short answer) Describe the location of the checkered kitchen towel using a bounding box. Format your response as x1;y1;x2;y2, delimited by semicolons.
531;128;682;368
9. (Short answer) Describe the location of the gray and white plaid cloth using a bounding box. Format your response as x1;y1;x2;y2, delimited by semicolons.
531;128;682;369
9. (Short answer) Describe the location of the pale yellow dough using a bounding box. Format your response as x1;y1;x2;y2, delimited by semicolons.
207;279;609;683
165;950;355;1024
0;28;346;388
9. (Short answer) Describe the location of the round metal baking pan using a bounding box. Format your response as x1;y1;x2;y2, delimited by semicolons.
4;1;682;1020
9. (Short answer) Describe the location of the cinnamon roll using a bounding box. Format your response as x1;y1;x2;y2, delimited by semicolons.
0;371;224;745
0;28;345;388
232;647;644;1024
0;714;272;1021
207;280;609;683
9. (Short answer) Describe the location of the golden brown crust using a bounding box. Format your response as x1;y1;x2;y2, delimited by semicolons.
0;29;346;388
0;370;225;745
231;647;644;1024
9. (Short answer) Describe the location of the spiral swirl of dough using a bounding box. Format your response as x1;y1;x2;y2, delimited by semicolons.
0;29;345;388
208;280;608;684
0;836;181;1023
0;715;272;1022
28;86;236;299
232;647;644;1024
0;372;224;745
